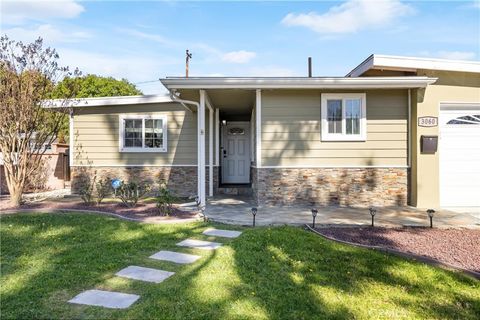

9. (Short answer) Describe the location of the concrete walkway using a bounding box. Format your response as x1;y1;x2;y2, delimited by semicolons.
205;196;480;229
68;227;242;309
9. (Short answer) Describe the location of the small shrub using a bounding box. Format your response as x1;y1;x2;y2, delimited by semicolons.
78;172;112;206
118;181;150;207
95;178;111;205
79;175;96;205
156;183;176;216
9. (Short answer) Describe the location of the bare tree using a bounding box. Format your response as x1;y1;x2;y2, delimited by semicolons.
0;36;79;206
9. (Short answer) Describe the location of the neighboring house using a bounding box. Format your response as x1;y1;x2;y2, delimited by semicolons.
66;55;480;209
0;140;70;194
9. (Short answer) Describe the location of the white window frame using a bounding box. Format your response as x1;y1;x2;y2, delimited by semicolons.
321;93;367;141
119;114;168;152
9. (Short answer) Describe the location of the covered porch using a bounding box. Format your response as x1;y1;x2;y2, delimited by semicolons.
161;84;260;208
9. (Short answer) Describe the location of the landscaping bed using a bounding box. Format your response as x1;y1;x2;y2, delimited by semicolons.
316;227;480;273
0;198;198;221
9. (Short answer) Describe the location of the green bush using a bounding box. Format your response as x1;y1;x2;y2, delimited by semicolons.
94;178;111;205
117;181;150;207
156;183;176;216
78;173;112;206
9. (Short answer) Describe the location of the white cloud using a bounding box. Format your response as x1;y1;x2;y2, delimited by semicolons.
222;50;256;63
419;50;477;61
1;0;84;25
4;24;91;43
282;0;414;34
118;28;174;47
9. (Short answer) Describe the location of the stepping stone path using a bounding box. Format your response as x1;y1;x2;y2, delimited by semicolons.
116;266;175;284
150;250;201;264
68;228;241;309
177;239;223;250
203;228;242;238
68;289;140;309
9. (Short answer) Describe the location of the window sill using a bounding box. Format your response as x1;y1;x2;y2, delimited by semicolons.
321;136;366;142
119;148;167;153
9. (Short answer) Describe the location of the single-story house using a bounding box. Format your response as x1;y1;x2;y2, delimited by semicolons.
67;55;480;209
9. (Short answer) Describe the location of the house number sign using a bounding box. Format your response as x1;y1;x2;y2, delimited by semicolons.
418;116;438;127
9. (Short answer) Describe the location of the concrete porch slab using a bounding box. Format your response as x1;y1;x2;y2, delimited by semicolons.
68;289;140;309
202;228;242;238
149;250;201;264
177;239;222;250
116;266;175;283
205;196;480;229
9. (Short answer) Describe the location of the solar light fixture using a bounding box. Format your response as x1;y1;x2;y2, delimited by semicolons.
195;196;200;207
251;207;257;227
369;207;377;227
311;208;318;228
427;209;435;228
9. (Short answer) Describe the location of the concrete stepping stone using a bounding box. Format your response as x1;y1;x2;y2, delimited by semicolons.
177;239;222;250
68;289;140;309
116;266;175;284
203;228;242;238
150;250;201;264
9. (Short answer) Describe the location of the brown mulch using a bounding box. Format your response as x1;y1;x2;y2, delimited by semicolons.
0;199;198;221
316;227;480;273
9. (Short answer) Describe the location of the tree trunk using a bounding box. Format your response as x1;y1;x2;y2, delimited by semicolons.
8;183;23;207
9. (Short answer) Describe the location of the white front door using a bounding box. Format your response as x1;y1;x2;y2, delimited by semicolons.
222;122;250;184
439;104;480;208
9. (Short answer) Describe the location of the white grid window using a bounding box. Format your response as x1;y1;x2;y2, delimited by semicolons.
119;115;167;152
321;93;366;141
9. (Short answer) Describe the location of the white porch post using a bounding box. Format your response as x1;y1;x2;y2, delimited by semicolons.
256;89;262;167
209;105;214;197
215;108;219;166
198;90;206;207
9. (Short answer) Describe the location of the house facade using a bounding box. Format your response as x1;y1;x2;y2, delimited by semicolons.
68;55;480;209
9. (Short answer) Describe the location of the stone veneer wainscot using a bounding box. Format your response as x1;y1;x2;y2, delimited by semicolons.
252;168;408;207
71;166;219;197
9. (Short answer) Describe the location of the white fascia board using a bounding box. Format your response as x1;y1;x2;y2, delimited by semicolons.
161;77;437;89
44;94;174;108
347;54;480;77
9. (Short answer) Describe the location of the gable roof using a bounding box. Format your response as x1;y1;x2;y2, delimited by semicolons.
347;54;480;77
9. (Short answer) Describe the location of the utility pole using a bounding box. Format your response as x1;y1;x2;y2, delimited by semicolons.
186;49;192;78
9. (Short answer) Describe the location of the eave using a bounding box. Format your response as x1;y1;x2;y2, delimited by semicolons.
160;76;437;90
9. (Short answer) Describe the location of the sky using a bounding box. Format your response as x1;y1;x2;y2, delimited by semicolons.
1;0;480;94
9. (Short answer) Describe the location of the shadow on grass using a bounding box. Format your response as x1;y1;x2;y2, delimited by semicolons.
1;213;479;319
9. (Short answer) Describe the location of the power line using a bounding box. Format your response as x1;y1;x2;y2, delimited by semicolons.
134;80;159;85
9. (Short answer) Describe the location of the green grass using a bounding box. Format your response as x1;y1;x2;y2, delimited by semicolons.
1;213;479;319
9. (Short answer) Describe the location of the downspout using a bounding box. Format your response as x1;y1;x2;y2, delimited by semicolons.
168;90;197;113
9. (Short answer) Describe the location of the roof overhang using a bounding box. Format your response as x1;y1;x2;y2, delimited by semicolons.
161;76;437;90
347;54;480;77
44;94;173;108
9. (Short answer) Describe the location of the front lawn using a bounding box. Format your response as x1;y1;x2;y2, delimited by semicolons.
1;213;479;319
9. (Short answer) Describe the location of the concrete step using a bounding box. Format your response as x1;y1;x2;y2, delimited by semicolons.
217;187;252;196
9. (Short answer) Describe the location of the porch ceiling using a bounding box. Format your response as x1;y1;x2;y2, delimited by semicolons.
176;89;255;118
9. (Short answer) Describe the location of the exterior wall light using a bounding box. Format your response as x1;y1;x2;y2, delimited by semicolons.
311;208;318;228
251;207;257;227
427;209;435;228
369;207;377;227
